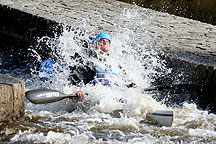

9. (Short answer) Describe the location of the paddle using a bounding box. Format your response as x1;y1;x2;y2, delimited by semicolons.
25;88;168;104
25;89;78;104
26;84;196;104
25;89;173;127
147;110;173;127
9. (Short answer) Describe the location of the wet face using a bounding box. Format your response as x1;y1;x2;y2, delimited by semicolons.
97;38;110;53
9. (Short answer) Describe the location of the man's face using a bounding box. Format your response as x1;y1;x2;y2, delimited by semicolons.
97;38;110;53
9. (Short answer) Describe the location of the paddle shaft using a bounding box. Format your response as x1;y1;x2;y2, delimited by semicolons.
143;83;198;92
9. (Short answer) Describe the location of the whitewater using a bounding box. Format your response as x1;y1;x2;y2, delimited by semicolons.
1;8;216;144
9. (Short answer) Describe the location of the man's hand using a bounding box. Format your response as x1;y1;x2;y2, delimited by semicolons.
76;90;85;99
69;90;84;101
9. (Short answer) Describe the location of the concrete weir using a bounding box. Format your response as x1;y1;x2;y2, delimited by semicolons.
0;0;216;111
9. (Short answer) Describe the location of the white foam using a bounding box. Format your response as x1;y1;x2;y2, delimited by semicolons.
19;6;215;144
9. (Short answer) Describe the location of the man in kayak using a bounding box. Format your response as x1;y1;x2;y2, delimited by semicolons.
76;33;116;99
39;33;123;100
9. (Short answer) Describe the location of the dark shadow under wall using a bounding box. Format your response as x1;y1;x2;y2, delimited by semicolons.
151;54;216;113
0;4;62;71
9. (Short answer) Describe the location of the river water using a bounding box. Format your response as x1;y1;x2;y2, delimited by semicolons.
1;7;216;144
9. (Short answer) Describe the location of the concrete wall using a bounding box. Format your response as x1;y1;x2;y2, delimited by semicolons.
0;0;215;55
121;0;216;25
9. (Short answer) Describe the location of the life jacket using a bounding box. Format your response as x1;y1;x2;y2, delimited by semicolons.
90;62;119;86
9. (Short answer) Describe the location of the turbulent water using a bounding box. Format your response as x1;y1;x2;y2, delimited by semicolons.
1;8;216;144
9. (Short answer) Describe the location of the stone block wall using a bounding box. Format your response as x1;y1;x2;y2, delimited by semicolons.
0;74;25;122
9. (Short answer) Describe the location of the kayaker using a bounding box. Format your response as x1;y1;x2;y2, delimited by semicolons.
76;33;116;99
39;33;125;100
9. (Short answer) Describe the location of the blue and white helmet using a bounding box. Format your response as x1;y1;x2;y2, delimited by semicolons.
92;33;111;44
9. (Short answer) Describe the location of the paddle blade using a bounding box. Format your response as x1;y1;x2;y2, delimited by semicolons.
25;89;72;104
148;110;173;127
